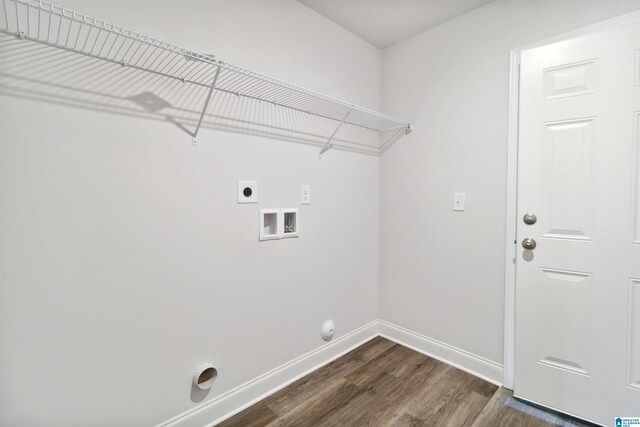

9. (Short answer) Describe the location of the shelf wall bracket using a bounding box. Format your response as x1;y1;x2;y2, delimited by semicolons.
319;109;352;155
192;65;221;146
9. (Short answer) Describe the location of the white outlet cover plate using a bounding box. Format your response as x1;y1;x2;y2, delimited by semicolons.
238;180;258;204
453;192;465;211
301;185;311;205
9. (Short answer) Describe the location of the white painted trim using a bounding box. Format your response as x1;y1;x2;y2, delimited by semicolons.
503;49;520;391
157;321;379;427
378;320;503;386
503;7;640;392
515;9;640;53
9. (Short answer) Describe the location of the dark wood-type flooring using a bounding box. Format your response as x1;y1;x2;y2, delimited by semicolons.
218;337;596;427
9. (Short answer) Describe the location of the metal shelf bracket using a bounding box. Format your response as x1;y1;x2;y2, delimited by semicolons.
320;110;352;155
191;65;222;146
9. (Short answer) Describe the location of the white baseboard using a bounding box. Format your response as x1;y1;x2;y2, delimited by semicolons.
157;320;380;427
158;319;503;427
378;320;503;386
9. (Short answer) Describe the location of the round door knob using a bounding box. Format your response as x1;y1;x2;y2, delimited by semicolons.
522;238;536;250
523;213;537;225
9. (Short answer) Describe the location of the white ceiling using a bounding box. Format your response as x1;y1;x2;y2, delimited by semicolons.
298;0;495;49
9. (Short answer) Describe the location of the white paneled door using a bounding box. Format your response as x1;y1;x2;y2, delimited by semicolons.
515;15;640;425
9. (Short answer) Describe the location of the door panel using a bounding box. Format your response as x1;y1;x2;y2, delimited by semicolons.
630;279;640;390
515;15;640;425
632;112;640;243
541;118;595;240
537;268;592;376
543;59;597;101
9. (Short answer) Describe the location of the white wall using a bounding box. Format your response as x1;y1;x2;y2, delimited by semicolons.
0;1;381;425
380;0;640;365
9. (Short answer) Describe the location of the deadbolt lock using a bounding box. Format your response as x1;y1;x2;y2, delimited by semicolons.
523;213;537;225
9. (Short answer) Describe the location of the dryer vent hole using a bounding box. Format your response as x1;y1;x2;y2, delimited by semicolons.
197;367;217;385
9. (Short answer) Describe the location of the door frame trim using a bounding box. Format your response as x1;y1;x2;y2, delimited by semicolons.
503;9;640;390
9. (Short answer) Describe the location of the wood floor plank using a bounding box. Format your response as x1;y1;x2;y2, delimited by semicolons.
313;371;405;426
263;336;395;416
393;413;429;427
440;390;493;427
384;346;434;380
320;350;447;426
216;402;277;427
387;362;452;412
268;378;361;427
344;344;418;386
413;367;497;425
338;355;444;425
467;374;500;398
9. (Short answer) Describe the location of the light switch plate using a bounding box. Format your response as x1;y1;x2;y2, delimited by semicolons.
301;185;311;205
453;192;465;211
238;180;258;204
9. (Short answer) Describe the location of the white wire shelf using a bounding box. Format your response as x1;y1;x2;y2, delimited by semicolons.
0;0;412;155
